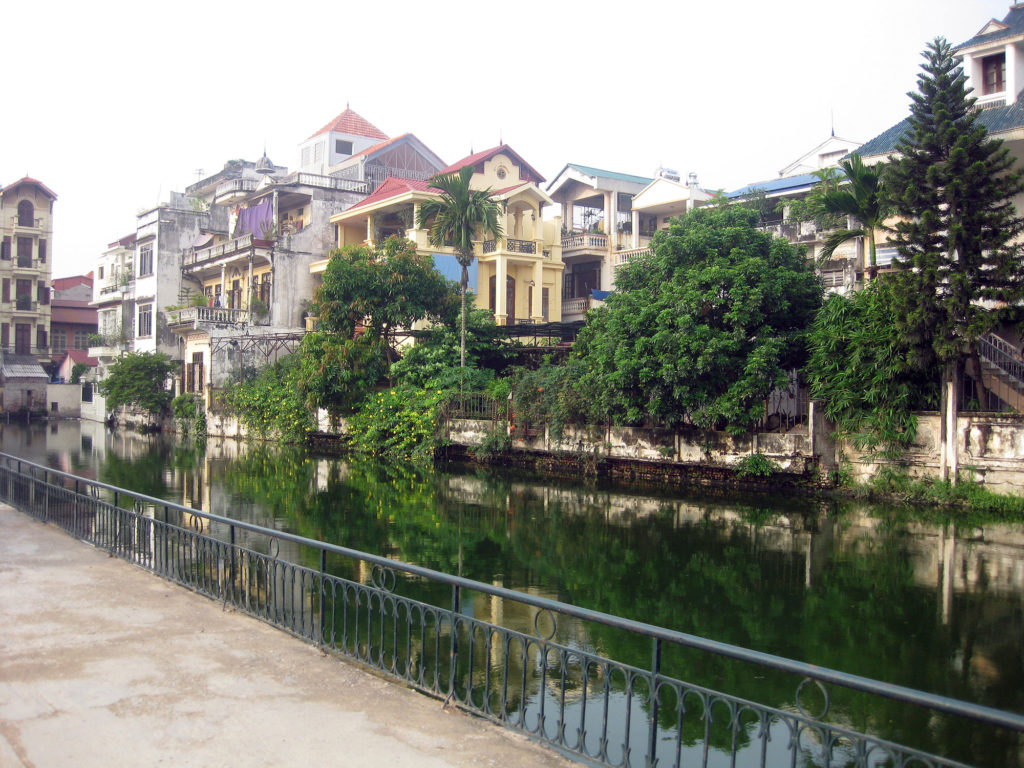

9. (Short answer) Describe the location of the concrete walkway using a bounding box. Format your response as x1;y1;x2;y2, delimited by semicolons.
0;505;572;767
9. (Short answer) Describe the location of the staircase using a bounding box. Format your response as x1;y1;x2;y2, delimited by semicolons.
977;333;1024;411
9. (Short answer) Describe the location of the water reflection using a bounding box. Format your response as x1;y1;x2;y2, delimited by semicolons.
3;420;1022;765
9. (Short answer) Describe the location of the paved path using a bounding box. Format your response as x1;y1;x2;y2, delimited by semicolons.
0;505;571;767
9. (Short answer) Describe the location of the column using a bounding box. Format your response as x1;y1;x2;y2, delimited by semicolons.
366;215;374;246
495;257;508;324
219;265;226;307
246;257;253;310
532;259;543;321
412;202;420;241
632;210;640;249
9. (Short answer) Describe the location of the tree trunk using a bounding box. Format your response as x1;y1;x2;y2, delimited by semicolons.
460;263;468;370
968;344;989;410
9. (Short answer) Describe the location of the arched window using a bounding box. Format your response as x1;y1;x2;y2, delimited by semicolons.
17;200;34;227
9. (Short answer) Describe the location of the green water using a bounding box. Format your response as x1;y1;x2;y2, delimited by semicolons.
5;419;1023;766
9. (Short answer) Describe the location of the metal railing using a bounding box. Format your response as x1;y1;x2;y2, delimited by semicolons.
979;333;1024;386
506;237;536;254
442;393;503;420
1;453;1020;768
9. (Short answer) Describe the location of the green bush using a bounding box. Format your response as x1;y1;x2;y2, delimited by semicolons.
345;386;447;462
734;453;780;478
220;355;315;442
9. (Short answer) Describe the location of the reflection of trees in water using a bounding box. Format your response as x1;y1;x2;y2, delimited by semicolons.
137;443;1024;767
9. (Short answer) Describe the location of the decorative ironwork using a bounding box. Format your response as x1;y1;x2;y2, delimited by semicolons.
506;238;536;254
482;240;497;254
1;452;1021;768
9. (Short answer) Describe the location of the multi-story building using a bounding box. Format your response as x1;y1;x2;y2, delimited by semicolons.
50;274;97;361
0;177;56;365
329;144;565;325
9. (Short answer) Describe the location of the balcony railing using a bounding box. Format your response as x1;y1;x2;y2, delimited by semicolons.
561;233;608;252
214;178;259;199
289;172;370;194
184;233;257;268
11;216;43;229
14;298;38;312
615;246;651;266
172;307;249;326
482;240;497;254
506;238;536;255
562;296;591;315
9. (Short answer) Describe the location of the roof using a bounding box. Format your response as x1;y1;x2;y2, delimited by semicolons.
309;108;388;140
51;275;93;291
956;6;1024;51
1;354;48;380
728;172;825;199
107;233;137;248
60;349;98;366
441;145;546;184
857;90;1024;159
1;177;57;200
51;305;97;325
344;176;435;213
549;163;654;189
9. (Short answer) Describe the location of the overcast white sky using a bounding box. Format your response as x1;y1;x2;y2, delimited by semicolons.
0;0;1010;278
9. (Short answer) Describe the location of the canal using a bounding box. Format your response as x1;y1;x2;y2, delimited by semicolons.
4;419;1023;767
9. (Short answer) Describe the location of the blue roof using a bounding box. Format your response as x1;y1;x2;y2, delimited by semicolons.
858;90;1024;159
956;7;1024;51
727;172;823;199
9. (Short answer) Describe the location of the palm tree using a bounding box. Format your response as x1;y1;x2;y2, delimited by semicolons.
818;153;888;280
417;166;503;368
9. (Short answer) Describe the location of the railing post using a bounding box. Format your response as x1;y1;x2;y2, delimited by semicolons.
449;583;461;698
229;524;237;603
42;470;49;521
318;549;326;646
647;637;662;767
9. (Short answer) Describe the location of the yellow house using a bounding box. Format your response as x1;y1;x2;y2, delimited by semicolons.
327;145;565;324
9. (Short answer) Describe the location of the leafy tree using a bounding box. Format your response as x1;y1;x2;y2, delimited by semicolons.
100;352;177;416
885;38;1024;398
70;362;90;384
314;237;456;362
817;153;889;278
574;205;822;430
805;282;937;456
294;332;387;419
416;166;503;368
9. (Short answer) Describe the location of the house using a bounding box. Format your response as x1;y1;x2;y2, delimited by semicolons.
0;177;55;366
0;352;48;414
726;133;863;292
53;349;98;384
546;164;653;320
50;274;97;362
169;108;413;395
329;144;565;325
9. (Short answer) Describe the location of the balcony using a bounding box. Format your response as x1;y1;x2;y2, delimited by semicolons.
288;172;370;194
9;215;43;232
170;306;250;330
183;233;271;272
213;177;259;203
561;233;608;257
14;297;38;312
562;296;591;317
615;247;651;266
481;238;540;257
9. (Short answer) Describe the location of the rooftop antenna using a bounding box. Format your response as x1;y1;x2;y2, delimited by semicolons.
499;128;503;146
831;108;835;137
194;168;204;182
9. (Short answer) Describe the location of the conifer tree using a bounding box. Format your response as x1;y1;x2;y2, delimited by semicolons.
885;37;1024;385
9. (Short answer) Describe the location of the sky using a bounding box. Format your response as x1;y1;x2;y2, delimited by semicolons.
0;0;1011;278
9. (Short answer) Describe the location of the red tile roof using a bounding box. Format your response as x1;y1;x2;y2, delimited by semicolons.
345;176;436;212
51;275;93;291
64;349;98;366
309;108;388;140
440;145;545;184
1;176;57;199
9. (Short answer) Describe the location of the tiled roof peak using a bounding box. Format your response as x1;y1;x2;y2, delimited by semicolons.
309;108;388;141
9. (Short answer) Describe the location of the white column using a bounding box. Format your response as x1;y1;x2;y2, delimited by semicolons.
532;259;544;321
632;210;640;249
366;215;374;245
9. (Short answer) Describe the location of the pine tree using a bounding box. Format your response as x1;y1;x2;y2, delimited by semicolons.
885;37;1024;379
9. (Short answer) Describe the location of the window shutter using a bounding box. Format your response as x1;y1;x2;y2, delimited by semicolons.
1;279;9;303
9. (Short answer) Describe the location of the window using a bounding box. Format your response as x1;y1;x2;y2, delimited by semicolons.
98;266;104;279
36;326;47;350
17;200;34;227
16;279;32;310
137;304;153;337
38;240;46;263
983;53;1006;95
1;237;9;260
37;281;49;305
301;147;312;167
0;324;7;348
138;243;153;276
1;279;8;303
51;329;67;353
335;139;353;155
17;237;32;267
314;143;323;164
15;324;30;354
73;330;90;349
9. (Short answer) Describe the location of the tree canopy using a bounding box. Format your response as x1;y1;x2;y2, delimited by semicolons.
314;236;456;346
573;205;822;430
101;352;177;416
417;166;503;368
885;37;1024;376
